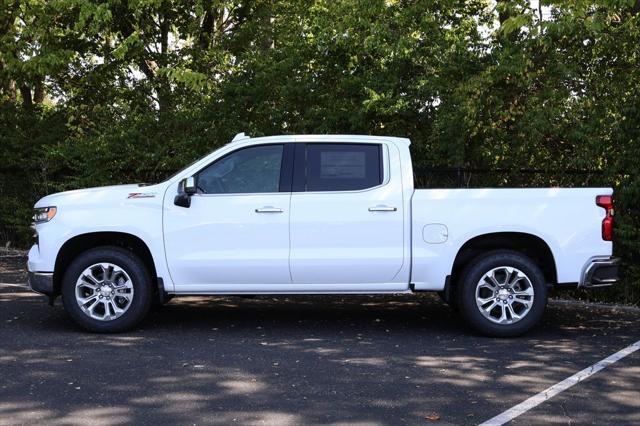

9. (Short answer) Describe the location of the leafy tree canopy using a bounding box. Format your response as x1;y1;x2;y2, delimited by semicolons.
1;0;639;303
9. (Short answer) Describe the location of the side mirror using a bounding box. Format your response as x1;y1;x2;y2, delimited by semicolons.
174;176;197;208
183;176;197;195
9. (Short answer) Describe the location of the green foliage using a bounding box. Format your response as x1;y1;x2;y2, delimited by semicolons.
0;0;639;304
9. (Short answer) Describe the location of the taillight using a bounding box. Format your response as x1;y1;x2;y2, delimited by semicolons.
596;195;614;241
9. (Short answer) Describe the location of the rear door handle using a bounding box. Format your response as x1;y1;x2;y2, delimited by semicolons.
368;205;397;212
255;207;283;213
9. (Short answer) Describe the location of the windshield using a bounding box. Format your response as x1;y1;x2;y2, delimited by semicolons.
154;144;230;184
162;156;206;183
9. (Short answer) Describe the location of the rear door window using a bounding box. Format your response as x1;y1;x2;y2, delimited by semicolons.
305;144;382;191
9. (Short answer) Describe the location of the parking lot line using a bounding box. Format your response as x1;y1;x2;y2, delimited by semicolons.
480;339;640;426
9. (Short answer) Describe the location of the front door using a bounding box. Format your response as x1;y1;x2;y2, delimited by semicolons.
163;143;292;291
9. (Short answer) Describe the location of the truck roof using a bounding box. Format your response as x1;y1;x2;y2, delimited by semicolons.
230;132;411;146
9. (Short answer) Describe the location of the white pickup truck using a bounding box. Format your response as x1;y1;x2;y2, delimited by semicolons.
27;133;619;336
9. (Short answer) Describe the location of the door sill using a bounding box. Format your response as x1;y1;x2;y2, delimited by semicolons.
170;283;412;295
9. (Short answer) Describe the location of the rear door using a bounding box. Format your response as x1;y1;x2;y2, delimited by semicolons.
288;141;406;289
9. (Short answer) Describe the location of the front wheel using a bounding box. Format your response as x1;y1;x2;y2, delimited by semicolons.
61;246;153;333
457;250;547;337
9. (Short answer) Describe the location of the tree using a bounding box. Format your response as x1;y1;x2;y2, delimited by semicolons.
1;0;639;303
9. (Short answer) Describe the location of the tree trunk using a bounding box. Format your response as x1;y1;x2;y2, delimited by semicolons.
199;1;214;50
7;80;16;101
19;84;32;108
261;1;274;51
496;0;516;44
33;79;45;103
157;7;171;115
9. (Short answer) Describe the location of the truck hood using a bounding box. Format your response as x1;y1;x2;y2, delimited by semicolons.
34;184;163;208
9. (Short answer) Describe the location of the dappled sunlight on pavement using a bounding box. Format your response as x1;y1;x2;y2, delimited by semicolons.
1;255;639;425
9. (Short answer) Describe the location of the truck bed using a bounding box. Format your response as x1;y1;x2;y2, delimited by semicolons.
410;187;612;290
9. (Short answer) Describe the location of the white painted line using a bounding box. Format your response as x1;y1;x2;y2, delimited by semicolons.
0;283;28;288
480;340;640;426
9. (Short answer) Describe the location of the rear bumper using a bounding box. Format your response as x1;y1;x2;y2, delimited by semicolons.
27;271;54;296
579;256;620;288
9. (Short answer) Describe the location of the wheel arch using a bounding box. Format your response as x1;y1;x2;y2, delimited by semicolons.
53;232;158;296
450;232;557;286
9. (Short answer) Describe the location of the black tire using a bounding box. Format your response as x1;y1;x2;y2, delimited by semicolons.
61;246;153;333
457;250;547;337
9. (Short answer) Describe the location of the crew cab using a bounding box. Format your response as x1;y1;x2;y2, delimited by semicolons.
27;133;619;336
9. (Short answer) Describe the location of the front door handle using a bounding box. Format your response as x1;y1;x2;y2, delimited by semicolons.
255;207;283;213
368;205;397;212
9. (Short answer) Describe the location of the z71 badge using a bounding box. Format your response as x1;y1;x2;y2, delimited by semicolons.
127;192;156;199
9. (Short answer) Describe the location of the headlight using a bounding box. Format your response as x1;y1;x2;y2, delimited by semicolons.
33;206;57;224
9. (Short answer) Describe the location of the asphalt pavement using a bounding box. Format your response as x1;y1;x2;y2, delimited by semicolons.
1;254;639;425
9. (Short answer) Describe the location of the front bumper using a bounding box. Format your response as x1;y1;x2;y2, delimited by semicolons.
579;257;620;288
27;271;54;296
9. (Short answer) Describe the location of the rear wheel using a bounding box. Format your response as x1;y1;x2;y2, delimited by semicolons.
458;250;547;337
61;246;152;333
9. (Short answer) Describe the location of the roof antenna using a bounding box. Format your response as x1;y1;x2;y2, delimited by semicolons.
231;132;249;142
